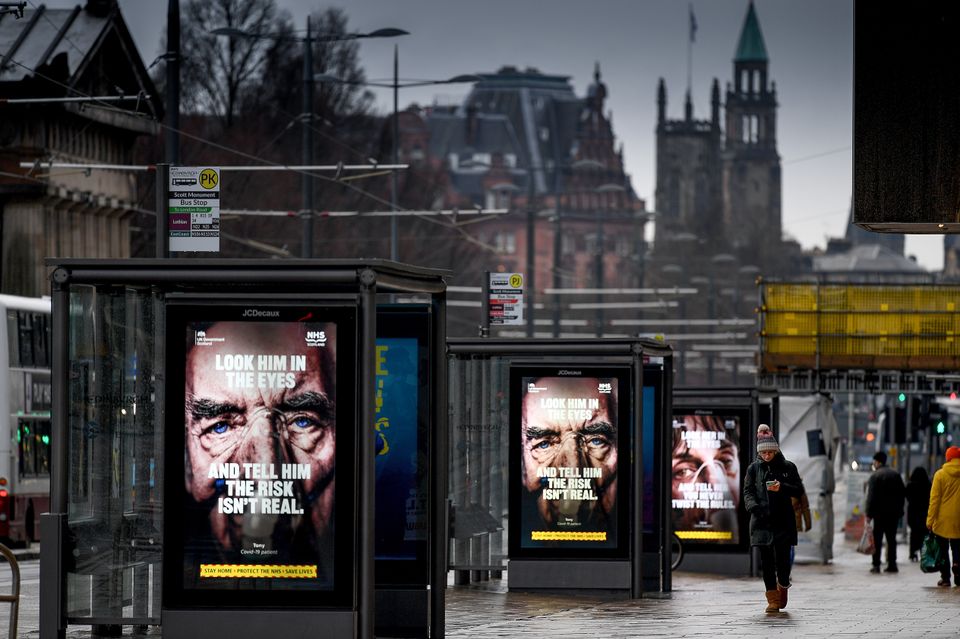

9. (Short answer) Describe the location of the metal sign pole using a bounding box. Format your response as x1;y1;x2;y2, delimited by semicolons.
155;163;170;258
480;271;490;337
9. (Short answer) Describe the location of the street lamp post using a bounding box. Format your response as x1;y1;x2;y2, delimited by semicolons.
526;170;536;337
212;22;407;259
391;46;399;261
302;18;315;257
593;183;626;337
316;69;478;262
552;202;563;337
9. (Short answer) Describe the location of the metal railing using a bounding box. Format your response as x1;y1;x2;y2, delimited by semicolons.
0;543;20;639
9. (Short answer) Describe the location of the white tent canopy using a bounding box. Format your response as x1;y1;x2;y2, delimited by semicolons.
778;394;842;564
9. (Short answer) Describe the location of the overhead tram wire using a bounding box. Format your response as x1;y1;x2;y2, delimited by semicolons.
4;56;501;249
4;58;511;258
0;169;291;257
3;58;404;213
1;57;583;263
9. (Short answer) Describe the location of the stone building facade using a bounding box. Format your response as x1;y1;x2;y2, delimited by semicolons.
0;0;160;295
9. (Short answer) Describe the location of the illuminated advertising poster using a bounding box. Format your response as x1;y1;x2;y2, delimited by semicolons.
510;366;630;556
374;337;424;561
164;303;357;608
671;412;742;545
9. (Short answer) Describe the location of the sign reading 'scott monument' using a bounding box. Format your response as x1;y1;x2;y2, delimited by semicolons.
169;166;221;252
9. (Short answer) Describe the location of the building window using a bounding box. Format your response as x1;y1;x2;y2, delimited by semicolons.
742;114;759;144
615;236;632;257
463;152;491;169
503;153;517;168
494;231;516;254
585;232;600;254
485;189;513;210
562;234;576;256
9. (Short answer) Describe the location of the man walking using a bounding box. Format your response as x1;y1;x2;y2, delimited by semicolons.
865;451;906;573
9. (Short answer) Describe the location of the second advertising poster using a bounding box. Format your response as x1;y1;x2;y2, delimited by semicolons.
509;366;630;558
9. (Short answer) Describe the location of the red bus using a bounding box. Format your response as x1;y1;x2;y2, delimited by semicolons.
0;294;51;544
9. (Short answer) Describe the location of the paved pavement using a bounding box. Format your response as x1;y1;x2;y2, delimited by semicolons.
446;535;960;638
3;531;958;637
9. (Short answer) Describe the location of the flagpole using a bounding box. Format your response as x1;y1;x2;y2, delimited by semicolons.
688;3;696;95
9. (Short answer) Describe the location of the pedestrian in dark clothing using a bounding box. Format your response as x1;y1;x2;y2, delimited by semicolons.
905;466;931;562
865;451;905;573
743;424;805;613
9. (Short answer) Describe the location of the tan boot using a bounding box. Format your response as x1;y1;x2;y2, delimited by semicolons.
777;582;789;609
765;590;780;612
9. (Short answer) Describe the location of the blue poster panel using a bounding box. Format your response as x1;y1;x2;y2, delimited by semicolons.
374;337;424;560
374;306;430;586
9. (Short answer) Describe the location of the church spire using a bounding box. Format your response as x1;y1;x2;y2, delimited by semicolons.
735;1;768;63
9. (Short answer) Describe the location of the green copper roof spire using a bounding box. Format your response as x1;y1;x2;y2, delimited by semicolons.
734;1;768;63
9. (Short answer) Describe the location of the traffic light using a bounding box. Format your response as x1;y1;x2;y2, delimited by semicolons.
937;421;946;435
898;392;907;403
886;404;908;444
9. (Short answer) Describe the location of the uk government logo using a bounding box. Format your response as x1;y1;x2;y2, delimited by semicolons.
195;330;225;347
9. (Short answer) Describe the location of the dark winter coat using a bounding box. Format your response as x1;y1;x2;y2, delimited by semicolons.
905;469;931;530
865;465;905;522
743;452;805;547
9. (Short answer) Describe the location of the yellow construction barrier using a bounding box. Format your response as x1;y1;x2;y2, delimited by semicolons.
759;283;960;371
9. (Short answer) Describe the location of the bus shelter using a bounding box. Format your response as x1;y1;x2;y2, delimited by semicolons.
670;387;778;576
447;337;674;596
40;259;448;639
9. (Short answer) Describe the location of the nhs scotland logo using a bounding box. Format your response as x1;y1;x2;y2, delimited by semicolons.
305;330;327;347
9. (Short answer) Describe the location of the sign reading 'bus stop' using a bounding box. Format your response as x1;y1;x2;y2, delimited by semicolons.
169;166;221;252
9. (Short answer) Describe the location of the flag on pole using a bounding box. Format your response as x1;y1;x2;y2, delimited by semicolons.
689;4;698;43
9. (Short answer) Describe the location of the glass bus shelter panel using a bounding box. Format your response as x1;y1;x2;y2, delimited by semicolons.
447;356;509;574
65;285;162;623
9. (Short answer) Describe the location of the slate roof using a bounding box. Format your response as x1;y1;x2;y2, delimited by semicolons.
428;110;523;161
0;3;160;117
427;67;587;197
813;244;926;274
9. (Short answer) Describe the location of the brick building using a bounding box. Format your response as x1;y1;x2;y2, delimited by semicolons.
397;64;648;335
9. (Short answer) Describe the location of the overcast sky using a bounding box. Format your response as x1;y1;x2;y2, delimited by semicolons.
41;0;944;270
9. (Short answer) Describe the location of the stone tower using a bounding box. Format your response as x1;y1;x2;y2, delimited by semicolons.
653;77;724;245
722;1;782;269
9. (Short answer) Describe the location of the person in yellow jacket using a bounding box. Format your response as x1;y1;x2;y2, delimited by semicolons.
926;446;960;587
